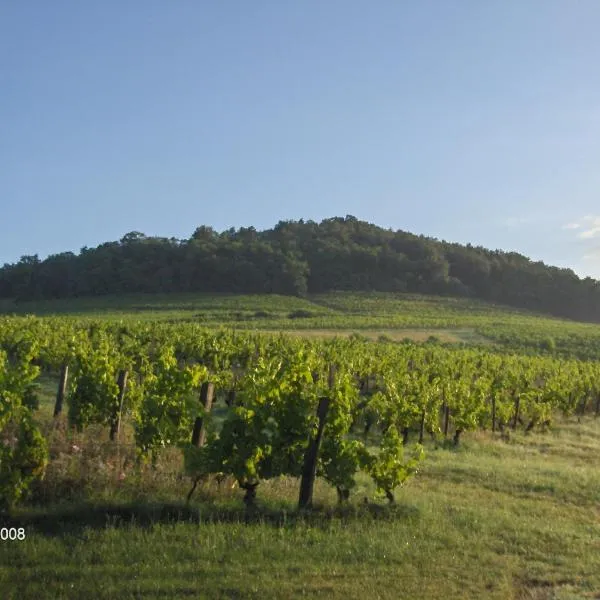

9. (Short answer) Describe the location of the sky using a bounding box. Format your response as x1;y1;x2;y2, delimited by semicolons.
2;1;600;278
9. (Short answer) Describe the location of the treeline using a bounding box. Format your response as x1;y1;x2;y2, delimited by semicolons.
1;216;599;322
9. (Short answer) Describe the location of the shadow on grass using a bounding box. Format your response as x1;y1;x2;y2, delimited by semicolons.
2;500;420;538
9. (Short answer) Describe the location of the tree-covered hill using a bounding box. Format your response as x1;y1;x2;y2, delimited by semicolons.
1;216;599;322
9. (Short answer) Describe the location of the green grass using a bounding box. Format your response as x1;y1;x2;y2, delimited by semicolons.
311;290;541;316
0;293;333;321
2;417;600;599
0;291;558;325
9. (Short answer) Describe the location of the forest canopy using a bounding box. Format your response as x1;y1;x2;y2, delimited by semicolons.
1;216;598;323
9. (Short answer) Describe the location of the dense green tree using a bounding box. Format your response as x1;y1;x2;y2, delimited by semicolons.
1;217;600;322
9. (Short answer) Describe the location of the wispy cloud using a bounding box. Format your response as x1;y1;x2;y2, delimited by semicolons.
562;217;600;276
579;227;600;240
578;216;600;240
563;215;600;240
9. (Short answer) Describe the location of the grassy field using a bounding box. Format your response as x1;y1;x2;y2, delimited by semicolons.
0;293;333;321
0;291;560;326
2;416;600;599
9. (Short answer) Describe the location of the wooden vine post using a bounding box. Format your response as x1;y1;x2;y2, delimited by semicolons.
298;365;335;509
187;382;215;505
418;410;426;444
53;363;69;418
443;404;450;438
226;389;236;407
579;394;588;418
110;370;128;441
191;382;215;448
511;391;520;430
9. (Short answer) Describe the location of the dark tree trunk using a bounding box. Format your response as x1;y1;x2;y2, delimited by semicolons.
511;395;520;430
242;482;259;507
186;476;201;505
363;414;373;439
336;487;350;504
418;410;426;444
226;389;236;407
453;429;462;446
443;404;450;438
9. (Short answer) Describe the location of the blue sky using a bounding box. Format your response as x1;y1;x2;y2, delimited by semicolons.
2;1;600;278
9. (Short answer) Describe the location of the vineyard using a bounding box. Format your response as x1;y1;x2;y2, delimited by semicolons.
6;291;600;359
2;314;600;511
2;297;600;598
